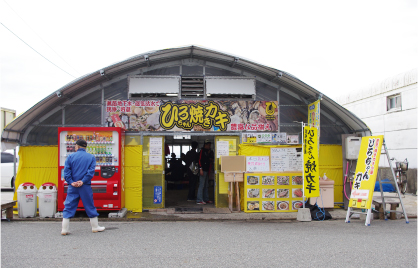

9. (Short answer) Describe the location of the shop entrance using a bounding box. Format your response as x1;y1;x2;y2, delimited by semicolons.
164;135;215;208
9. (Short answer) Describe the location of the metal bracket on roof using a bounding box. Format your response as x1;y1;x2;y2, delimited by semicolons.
99;69;111;81
270;72;283;82
231;57;239;67
144;55;150;67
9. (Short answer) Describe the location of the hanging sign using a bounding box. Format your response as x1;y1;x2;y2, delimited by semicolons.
105;100;278;132
308;100;320;128
303;126;320;198
349;135;384;209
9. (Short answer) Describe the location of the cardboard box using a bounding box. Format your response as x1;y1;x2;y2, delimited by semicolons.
224;172;244;182
221;156;246;172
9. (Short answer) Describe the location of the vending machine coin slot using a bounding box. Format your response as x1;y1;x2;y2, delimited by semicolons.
101;166;116;179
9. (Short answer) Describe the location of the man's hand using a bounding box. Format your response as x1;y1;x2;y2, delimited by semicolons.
70;181;84;187
200;169;203;176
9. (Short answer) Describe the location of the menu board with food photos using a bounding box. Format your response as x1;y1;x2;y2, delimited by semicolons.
244;173;304;213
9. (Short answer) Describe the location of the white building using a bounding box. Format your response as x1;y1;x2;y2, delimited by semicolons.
337;69;417;192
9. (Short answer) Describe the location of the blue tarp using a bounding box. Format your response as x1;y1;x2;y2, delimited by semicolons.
374;179;395;192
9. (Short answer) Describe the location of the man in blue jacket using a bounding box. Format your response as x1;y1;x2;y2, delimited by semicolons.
61;139;105;235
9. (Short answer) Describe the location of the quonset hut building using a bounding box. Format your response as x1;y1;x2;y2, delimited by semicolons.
1;46;371;211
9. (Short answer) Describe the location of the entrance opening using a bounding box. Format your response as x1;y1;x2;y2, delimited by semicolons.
164;135;215;208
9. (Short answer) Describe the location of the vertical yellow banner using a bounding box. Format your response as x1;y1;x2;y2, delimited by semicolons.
308;100;320;128
348;135;384;209
303;126;320;198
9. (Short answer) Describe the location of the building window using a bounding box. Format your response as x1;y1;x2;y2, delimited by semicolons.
387;94;401;112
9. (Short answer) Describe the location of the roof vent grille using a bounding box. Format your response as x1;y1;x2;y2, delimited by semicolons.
181;77;204;98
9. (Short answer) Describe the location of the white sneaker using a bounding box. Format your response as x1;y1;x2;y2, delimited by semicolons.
90;217;105;233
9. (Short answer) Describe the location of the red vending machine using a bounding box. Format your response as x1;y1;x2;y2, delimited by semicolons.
57;127;125;212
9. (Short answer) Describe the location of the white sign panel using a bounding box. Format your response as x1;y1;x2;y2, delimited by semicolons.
270;148;302;172
350;189;370;200
149;137;162;155
217;141;229;158
149;155;162;165
256;133;272;143
272;133;287;144
246;156;270;172
270;148;289;172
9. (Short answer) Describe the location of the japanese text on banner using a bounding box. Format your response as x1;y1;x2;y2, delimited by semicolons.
349;135;384;209
303;126;320;198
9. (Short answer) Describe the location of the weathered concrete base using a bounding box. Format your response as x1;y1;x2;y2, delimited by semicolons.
108;208;127;218
297;208;312;222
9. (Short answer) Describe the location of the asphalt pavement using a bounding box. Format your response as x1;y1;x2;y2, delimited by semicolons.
1;220;417;267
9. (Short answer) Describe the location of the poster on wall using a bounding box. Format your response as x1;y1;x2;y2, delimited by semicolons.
216;141;229;158
105;100;278;132
246;157;270;172
287;135;299;144
272;133;287;144
270;147;302;172
256;133;272;143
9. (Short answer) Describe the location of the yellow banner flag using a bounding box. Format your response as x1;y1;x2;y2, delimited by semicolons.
349;135;384;209
303;126;320;198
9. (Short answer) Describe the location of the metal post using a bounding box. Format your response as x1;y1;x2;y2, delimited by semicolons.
384;140;409;223
13;148;16;180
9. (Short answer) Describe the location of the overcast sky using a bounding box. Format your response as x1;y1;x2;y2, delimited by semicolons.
1;0;417;116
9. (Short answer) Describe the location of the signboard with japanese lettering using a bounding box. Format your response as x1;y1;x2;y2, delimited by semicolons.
270;147;303;172
105;100;278;132
308;100;320;128
303;126;320;198
348;135;384;209
246;156;270;172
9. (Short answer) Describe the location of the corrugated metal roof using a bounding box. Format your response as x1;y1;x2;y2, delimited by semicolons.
1;45;371;148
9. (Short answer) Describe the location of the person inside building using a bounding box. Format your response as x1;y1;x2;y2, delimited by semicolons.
169;153;184;181
196;139;214;205
185;141;199;201
61;139;105;235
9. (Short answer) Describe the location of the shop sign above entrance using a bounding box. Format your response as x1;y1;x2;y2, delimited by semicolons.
105;100;278;132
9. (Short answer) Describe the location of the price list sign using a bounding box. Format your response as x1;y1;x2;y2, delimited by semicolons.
246;156;270;172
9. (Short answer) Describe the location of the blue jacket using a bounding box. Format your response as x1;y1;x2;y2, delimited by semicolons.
64;148;96;185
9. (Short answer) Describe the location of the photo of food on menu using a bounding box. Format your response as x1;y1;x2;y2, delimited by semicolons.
262;189;275;198
277;176;289;185
277;189;289;198
277;201;289;210
247;189;260;198
292;176;303;185
262;201;274;211
247;176;259;185
292;201;303;210
292;188;303;198
247;201;260;211
262;176;275;185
